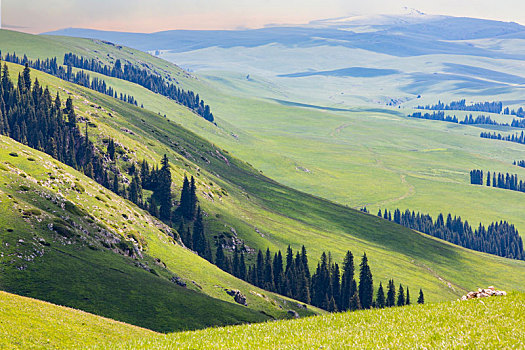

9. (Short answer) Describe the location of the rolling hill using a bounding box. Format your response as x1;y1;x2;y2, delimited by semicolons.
35;14;525;244
1;26;525;337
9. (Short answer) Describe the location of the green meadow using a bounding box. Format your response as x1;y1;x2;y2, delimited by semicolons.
1;290;523;349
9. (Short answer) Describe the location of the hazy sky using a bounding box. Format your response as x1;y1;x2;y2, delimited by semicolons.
2;0;525;34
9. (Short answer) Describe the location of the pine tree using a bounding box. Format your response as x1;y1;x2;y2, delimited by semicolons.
349;291;361;311
189;176;197;219
239;252;247;280
386;279;396;307
406;287;411;305
376;282;386;308
23;63;31;91
397;284;405;306
358;253;373;309
158;155;172;221
179;176;191;219
418;289;425;304
264;248;275;291
112;172;119;195
340;251;355;311
215;244;226;271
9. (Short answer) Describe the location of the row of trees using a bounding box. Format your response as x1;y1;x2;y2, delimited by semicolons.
470;169;525;193
417;99;503;113
408;111;524;128
377;209;524;260
213;244;424;312
480;131;525;145
63;53;214;122
514;160;525;168
503;107;525;118
1;52;139;107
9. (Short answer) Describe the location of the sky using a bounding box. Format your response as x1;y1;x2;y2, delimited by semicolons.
2;0;525;34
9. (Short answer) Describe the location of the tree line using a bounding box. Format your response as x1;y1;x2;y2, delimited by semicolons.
504;107;525;118
408;111;524;128
377;208;524;260
416;99;503;113
480;131;525;146
63;53;214;122
213;244;424;312
1;52;139;107
514;160;525;168
0;62;112;187
470;169;525;193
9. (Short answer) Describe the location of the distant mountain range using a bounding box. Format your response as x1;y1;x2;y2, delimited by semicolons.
45;15;525;58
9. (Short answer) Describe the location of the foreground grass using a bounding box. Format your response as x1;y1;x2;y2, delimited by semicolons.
126;292;525;349
0;292;156;349
2;291;523;349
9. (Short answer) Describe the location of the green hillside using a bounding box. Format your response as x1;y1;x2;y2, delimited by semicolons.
0;31;524;314
2;290;523;349
0;133;311;332
2;28;522;243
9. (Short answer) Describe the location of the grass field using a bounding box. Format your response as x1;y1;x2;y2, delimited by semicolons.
2;290;523;349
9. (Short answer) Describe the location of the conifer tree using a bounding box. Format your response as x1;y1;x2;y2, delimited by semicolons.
349;291;361;311
418;289;425;304
358;253;373;309
239;252;247;280
397;284;405;306
376;282;386;308
158;155;172;221
406;287;411;305
386;279;396;307
340;251;355;311
215;244;226;271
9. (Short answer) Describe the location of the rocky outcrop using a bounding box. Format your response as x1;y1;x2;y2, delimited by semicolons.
226;289;248;306
287;310;299;319
460;286;507;301
170;276;187;288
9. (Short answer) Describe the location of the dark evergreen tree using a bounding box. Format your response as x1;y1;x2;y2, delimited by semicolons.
340;251;355;311
397;284;405;306
215;244;226;271
418;289;425;304
376;282;386;308
386;279;396;307
358;253;373;309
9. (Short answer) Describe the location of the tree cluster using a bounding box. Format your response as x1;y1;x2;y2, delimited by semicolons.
408;111;523;128
1;52;139;107
0;62;113;186
514;160;525;168
504;106;525;118
63;53;214;122
480;131;525;145
417;99;503;113
377;208;524;260
214;244;422;312
470;169;525;193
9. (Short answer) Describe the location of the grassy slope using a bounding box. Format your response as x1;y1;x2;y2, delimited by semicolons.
134;292;525;349
0;33;525;306
12;28;525;242
0;291;157;349
2;290;523;349
0;135;280;332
